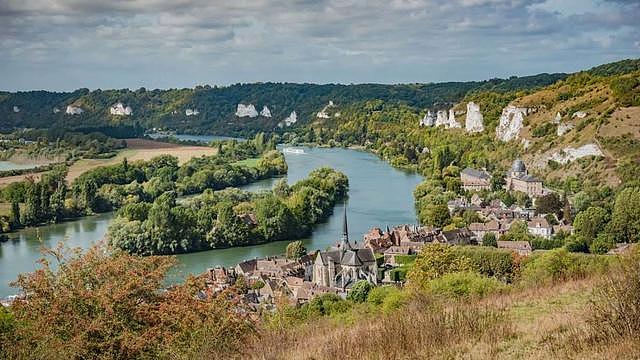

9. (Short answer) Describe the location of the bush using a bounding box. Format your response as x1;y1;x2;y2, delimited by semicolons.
454;246;517;282
407;244;473;290
520;248;614;285
347;281;373;303
426;272;507;299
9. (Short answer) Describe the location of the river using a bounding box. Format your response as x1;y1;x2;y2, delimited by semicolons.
0;146;423;297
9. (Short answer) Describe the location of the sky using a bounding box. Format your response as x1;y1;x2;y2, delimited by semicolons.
0;0;638;91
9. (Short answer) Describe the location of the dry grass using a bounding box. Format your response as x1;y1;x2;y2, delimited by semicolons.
0;139;217;187
233;271;640;360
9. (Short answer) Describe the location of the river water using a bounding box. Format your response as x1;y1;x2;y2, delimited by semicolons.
0;146;423;296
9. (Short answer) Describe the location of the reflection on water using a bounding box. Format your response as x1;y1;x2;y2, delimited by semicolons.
0;146;423;296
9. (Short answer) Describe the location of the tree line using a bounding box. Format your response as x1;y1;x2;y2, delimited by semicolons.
108;167;349;255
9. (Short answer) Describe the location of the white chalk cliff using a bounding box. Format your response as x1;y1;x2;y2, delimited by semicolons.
496;105;528;142
572;111;587;119
435;110;449;127
66;105;84;115
547;143;604;164
317;101;336;119
235;104;258;118
260;106;272;118
448;109;461;128
420;110;435;127
13;106;20;113
53;107;60;114
557;123;574;137
185;108;200;116
553;112;562;124
110;103;133;116
465;102;484;133
279;111;297;128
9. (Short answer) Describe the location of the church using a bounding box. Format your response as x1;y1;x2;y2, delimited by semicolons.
311;209;378;290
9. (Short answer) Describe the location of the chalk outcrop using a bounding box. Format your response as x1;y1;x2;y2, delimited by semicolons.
557;123;574;137
465;102;484;133
109;103;133;116
65;105;84;115
12;106;20;113
420;110;435;127
235;104;258;118
435;110;449;127
547;143;604;164
279;111;297;128
572;111;587;119
496;105;528;142
448;109;461;128
260;106;272;118
185;108;200;116
553;112;562;124
317;101;336;119
53;107;60;114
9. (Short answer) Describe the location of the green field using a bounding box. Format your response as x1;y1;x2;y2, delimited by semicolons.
232;158;260;168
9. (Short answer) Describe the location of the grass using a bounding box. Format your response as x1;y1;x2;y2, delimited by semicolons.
232;158;260;168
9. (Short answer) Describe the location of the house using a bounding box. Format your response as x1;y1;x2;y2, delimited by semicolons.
383;245;415;265
505;159;544;197
468;219;511;240
461;167;492;191
497;241;533;256
435;228;477;245
312;209;377;290
527;217;552;239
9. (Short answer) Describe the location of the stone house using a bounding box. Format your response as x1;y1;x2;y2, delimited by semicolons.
505;159;544;197
497;241;533;256
527;217;553;239
460;167;492;191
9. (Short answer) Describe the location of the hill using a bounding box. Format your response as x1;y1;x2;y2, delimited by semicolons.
0;75;566;137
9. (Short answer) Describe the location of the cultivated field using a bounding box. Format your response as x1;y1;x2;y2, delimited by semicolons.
0;139;217;186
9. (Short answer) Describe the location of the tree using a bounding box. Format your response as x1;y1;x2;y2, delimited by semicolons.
609;187;640;243
482;232;497;247
535;193;563;217
285;240;307;260
500;220;531;242
346;280;372;303
420;204;451;227
407;243;473;291
3;243;253;359
573;206;609;243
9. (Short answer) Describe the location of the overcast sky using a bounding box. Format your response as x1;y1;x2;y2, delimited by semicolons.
0;0;638;91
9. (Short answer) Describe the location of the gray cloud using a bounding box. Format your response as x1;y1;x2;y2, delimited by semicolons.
0;0;638;90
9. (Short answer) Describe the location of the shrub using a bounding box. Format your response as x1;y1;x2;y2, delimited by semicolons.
426;272;507;299
454;246;517;282
482;232;497;247
520;248;614;285
407;244;473;290
347;281;373;303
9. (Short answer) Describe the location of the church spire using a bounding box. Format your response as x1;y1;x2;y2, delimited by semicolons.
340;206;351;251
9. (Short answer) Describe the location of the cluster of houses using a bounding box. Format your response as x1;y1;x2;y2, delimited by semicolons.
202;159;574;306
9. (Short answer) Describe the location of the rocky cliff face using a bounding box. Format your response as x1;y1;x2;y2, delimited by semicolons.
465;102;484;133
65;105;84;115
547;143;604;164
260;106;272;117
435;110;449;127
496;105;528;142
317;101;336;119
185;108;200;116
279;111;297;128
448;109;462;128
420;110;435;126
110;103;133;116
12;106;20;113
557;122;574;136
235;104;259;118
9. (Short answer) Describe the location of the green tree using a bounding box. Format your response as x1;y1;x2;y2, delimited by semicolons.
407;243;473;291
346;280;373;303
535;193;563;217
609;187;640;243
420;204;451;227
482;232;497;247
573;206;609;243
285;240;307;260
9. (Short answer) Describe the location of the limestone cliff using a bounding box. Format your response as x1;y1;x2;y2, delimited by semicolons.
110;103;133;116
65;105;84;115
496;105;528;142
420;110;435;127
235;104;259;118
260;106;272;118
465;102;484;133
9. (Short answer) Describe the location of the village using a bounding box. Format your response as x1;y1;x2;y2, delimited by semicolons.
202;158;598;307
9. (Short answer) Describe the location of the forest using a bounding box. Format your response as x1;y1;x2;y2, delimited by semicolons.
0;134;286;236
108;167;349;255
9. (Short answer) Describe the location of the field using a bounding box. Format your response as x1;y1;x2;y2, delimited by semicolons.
232;158;260;168
0;138;217;187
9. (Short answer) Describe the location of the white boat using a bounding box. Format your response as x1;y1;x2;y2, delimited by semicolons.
282;147;305;154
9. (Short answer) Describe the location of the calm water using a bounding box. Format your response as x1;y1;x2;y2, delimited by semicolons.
0;161;39;171
0;146;422;296
147;134;245;143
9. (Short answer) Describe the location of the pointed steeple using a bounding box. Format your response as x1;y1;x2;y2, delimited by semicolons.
340;206;351;252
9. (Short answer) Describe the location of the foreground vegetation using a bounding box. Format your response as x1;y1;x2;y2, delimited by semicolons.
1;242;637;359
